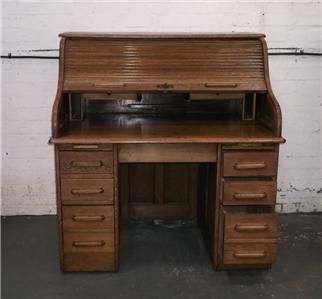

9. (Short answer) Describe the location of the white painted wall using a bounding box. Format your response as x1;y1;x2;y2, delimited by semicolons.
1;1;321;215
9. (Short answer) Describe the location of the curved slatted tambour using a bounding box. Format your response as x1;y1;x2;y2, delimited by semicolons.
63;37;266;92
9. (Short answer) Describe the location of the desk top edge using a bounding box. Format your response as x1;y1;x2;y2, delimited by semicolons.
59;32;266;39
49;137;285;145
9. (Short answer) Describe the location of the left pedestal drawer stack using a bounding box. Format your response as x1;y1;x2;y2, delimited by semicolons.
55;144;118;271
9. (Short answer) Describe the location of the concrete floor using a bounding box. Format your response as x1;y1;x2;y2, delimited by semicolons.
2;214;322;299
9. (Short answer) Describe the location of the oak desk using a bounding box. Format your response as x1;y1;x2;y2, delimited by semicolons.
50;32;284;271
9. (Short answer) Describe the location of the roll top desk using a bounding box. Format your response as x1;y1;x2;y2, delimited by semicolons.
49;32;284;271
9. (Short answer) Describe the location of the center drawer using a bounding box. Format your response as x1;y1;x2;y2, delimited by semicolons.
61;178;114;205
223;151;277;177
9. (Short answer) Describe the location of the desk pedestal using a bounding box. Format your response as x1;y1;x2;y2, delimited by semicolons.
54;143;279;271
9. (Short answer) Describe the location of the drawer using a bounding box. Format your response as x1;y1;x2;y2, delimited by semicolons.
60;151;113;175
223;241;277;265
61;178;114;205
63;252;117;271
224;213;278;239
63;232;116;271
223;151;277;177
222;180;276;205
58;144;113;151
63;252;116;271
63;232;115;253
62;206;114;231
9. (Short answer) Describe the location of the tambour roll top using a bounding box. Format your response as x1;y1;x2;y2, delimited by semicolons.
52;32;282;139
59;32;267;92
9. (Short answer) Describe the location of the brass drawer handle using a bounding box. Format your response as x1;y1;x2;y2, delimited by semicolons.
72;145;99;149
71;188;104;195
72;215;105;222
235;224;269;232
156;83;174;89
72;240;106;247
233;192;267;200
233;251;266;259
234;162;267;170
70;161;103;168
204;83;238;88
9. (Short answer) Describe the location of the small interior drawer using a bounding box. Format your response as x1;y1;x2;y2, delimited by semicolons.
63;232;115;253
223;241;277;265
224;212;278;239
61;178;114;205
222;180;277;205
60;151;113;174
223;151;277;177
62;206;114;231
81;92;138;101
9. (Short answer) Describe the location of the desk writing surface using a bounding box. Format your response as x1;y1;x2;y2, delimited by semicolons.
51;117;283;144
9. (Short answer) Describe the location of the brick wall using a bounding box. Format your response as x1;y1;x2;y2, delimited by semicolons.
1;1;321;215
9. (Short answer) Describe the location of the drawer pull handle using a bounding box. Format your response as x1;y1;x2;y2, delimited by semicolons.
234;162;267;170
72;215;105;222
72;145;99;149
93;83;126;88
70;161;103;168
233;193;267;200
235;224;269;232
204;83;238;88
72;240;106;247
233;251;266;259
156;83;174;89
71;188;104;195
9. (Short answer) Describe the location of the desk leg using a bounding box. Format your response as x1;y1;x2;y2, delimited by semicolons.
114;144;120;271
213;144;223;269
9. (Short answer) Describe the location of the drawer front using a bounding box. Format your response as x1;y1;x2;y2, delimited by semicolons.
63;232;115;253
62;206;114;231
223;180;276;205
58;144;113;151
223;151;277;177
63;252;115;271
61;178;114;205
223;241;277;265
225;213;278;239
60;151;113;174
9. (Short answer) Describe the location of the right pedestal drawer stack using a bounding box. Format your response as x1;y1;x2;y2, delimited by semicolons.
219;146;279;268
